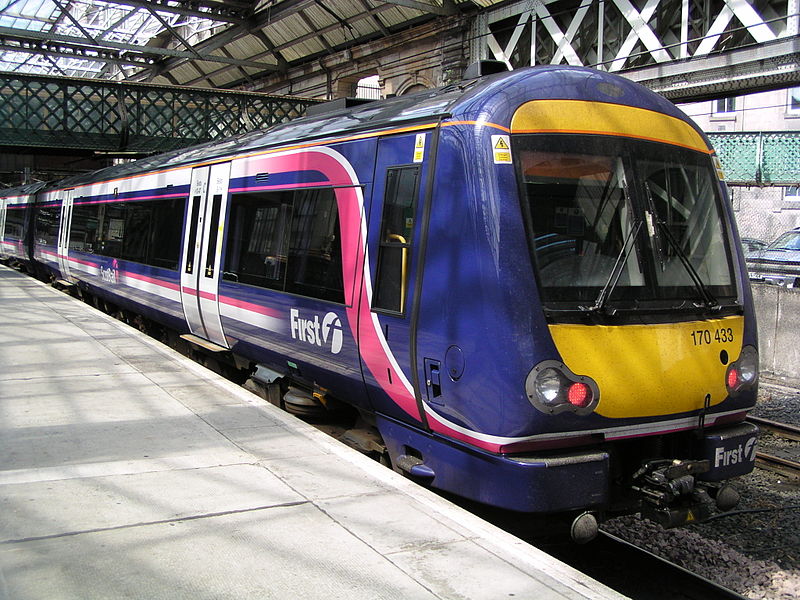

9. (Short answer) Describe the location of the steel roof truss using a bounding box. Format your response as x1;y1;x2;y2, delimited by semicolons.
610;0;671;71
0;25;278;71
80;0;246;25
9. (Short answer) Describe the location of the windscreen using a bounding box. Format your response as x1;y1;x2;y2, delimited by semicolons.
516;134;737;313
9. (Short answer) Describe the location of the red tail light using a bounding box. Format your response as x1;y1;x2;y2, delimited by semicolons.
727;368;739;389
567;382;591;407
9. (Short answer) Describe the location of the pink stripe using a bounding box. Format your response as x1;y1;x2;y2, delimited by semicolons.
243;150;422;422
219;295;281;318
180;286;215;301
67;256;98;268
427;418;504;453
122;270;181;291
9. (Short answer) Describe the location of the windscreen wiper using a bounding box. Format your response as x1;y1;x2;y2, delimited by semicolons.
643;182;720;312
580;219;643;315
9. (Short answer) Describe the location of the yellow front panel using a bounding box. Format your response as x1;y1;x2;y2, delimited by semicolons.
548;317;744;418
511;100;710;154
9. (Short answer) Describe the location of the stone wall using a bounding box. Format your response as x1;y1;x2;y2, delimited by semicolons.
245;16;470;100
752;283;800;380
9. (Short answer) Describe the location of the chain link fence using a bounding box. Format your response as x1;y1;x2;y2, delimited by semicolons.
709;132;800;186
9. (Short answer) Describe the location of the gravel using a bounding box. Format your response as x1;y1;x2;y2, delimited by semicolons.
601;376;800;599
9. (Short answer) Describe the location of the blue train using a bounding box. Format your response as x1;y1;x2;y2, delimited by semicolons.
1;64;759;540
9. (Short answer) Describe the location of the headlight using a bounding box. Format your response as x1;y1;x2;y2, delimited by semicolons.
535;368;563;405
526;360;599;415
725;345;759;393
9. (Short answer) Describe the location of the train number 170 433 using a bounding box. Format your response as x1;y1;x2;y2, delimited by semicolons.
690;328;735;346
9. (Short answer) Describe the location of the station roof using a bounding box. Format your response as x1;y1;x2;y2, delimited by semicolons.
0;0;499;88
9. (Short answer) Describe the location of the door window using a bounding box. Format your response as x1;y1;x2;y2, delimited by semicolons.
373;166;419;313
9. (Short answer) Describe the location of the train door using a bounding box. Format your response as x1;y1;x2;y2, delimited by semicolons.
56;190;74;280
359;133;432;426
179;162;232;347
0;199;6;254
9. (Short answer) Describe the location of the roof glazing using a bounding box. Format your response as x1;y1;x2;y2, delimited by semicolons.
0;0;223;78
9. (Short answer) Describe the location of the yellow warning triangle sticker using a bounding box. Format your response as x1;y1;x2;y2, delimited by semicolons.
494;137;509;150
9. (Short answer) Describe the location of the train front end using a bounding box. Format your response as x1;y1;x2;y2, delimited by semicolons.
509;74;758;530
398;67;759;538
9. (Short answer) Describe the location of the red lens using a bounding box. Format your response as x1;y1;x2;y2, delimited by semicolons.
727;368;739;389
567;382;591;407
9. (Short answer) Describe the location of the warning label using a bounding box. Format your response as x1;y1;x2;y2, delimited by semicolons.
413;133;426;163
492;135;512;164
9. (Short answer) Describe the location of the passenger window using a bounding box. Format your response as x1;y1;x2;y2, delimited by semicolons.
97;203;126;259
224;191;292;290
373;166;419;313
286;188;344;303
4;205;26;240
148;198;185;270
92;197;186;270
69;203;100;253
224;187;345;304
35;204;60;246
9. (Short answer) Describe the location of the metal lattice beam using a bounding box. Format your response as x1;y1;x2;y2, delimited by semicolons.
80;0;248;25
0;72;320;154
0;25;280;71
126;0;320;82
477;0;798;100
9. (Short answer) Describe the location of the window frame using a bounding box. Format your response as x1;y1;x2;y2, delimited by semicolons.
67;195;187;271
787;87;800;117
712;97;737;119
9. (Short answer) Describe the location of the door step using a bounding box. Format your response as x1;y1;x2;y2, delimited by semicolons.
180;333;229;353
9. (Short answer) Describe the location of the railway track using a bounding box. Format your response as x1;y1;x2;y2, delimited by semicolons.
754;451;800;479
747;415;800;479
539;531;750;600
747;415;800;442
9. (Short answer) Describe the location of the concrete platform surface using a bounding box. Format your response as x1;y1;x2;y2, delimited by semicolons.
0;265;625;600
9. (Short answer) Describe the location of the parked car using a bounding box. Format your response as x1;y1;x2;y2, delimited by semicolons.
741;237;767;253
746;227;800;287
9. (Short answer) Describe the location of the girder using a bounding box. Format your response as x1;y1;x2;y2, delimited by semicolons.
0;25;280;71
0;72;319;154
477;0;798;100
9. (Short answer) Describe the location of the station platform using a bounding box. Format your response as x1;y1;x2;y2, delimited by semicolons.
0;265;624;600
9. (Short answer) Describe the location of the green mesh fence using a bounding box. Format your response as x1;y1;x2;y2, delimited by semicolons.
709;132;800;185
0;73;319;154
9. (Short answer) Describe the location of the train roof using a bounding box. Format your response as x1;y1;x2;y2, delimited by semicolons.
40;65;698;193
41;80;476;193
0;182;46;199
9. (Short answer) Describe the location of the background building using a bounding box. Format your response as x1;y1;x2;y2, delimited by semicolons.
680;87;800;243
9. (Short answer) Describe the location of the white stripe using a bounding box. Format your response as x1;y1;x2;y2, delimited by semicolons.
120;274;181;303
219;303;284;334
423;403;748;447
